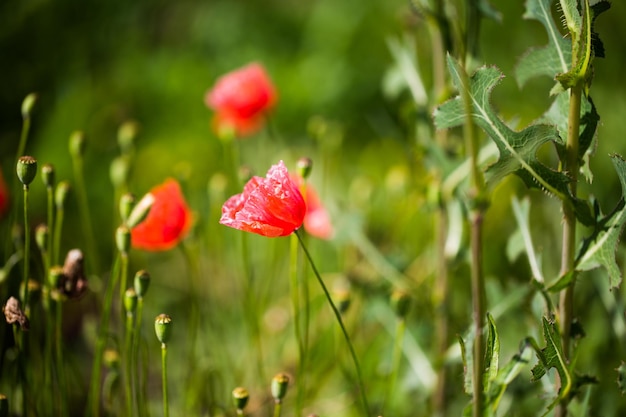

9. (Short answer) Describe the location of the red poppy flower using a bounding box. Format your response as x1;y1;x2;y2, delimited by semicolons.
0;168;8;219
301;182;333;240
220;161;306;237
131;179;192;251
205;62;277;138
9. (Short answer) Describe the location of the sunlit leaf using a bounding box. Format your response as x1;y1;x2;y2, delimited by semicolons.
434;55;568;198
487;340;533;413
515;0;571;90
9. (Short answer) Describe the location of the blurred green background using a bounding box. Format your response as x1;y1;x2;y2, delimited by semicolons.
2;0;626;415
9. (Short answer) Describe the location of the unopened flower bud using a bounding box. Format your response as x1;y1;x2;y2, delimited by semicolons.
390;290;411;319
119;193;135;223
271;373;289;403
296;157;313;180
116;225;131;254
35;224;49;252
155;314;172;345
118;120;139;154
55;181;71;209
110;156;130;188
41;163;55;189
232;387;249;411
126;192;154;228
69;131;86;158
0;393;7;417
21;93;37;119
16;156;37;187
124;288;137;315
134;270;151;298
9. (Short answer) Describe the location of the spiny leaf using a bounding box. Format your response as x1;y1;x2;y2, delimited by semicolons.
576;155;626;289
515;0;571;90
556;0;592;91
589;1;611;59
558;0;581;38
528;317;572;416
434;55;569;199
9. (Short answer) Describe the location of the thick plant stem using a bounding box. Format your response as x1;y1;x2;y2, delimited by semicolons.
295;230;370;415
556;84;582;417
459;60;487;417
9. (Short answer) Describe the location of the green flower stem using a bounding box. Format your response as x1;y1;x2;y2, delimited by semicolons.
124;312;134;417
21;185;31;312
161;342;169;417
556;83;583;417
383;317;406;413
71;150;100;274
133;297;146;417
55;299;68;417
289;233;304;417
53;200;64;266
295;229;370;414
272;401;282;417
459;57;487;417
119;252;129;317
87;255;121;417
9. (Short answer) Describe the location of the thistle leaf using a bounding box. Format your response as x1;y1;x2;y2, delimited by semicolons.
434;55;568;199
528;317;572;416
576;155;626;289
515;0;571;89
487;340;533;413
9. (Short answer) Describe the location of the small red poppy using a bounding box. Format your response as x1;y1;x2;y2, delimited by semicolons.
131;179;192;251
220;161;306;237
301;182;333;240
0;168;8;219
205;62;277;138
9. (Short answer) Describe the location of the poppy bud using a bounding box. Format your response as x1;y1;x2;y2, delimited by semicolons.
296;157;313;180
118;120;139;154
124;288;137;316
41;163;55;189
232;387;249;411
271;373;289;403
110;156;130;188
35;224;49;252
119;193;135;224
126;192;154;228
0;393;7;417
69;131;86;159
16;156;37;187
3;296;29;330
21;93;37;119
154;314;172;345
390;290;411;319
55;181;71;209
116;225;131;254
134;270;151;299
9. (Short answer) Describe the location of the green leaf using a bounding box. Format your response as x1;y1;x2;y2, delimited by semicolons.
484;313;500;392
545;271;575;293
459;335;473;395
511;196;544;282
434;55;569;199
486;340;533;413
558;0;581;38
515;0;571;90
576;155;626;289
528;317;572;416
555;0;592;91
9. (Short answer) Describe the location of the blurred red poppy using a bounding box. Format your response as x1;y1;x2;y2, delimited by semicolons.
0;168;8;219
220;161;305;237
131;179;192;251
299;180;333;240
205;62;277;138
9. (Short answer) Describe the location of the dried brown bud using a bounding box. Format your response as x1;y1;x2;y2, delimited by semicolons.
3;297;29;330
61;249;87;299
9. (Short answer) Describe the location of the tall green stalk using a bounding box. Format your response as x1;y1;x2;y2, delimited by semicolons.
289;233;305;417
295;230;370;414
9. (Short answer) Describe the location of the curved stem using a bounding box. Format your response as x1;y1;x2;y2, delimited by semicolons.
295;230;369;414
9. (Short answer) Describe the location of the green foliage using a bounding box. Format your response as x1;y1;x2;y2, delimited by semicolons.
434;55;570;201
576;155;626;289
527;317;572;416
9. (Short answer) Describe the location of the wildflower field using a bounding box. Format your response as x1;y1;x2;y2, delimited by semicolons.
2;1;626;416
